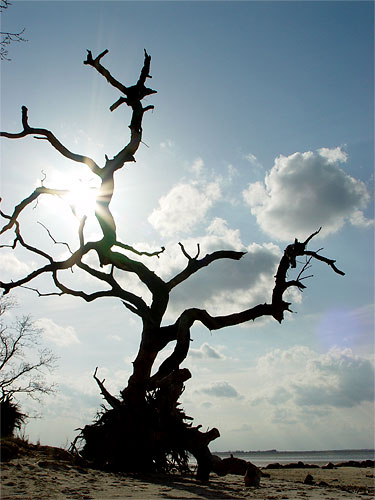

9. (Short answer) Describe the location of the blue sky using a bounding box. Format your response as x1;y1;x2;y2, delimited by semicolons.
0;1;374;451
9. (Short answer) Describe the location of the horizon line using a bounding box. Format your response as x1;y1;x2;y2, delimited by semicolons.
213;448;375;454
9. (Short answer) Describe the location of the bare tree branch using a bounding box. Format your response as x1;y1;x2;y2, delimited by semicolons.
0;241;95;294
178;242;200;260
93;367;121;409
51;270;120;303
38;221;73;254
0;185;70;235
0;106;102;175
84;49;128;95
0;0;27;61
0;28;26;60
77;260;149;317
20;286;64;298
304;250;345;275
84;48;156;112
114;241;165;259
0;300;57;404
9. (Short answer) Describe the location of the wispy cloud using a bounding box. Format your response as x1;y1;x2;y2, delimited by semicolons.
159;139;175;151
191;157;205;176
244;152;263;169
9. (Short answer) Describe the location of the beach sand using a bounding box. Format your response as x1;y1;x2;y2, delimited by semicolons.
1;443;374;500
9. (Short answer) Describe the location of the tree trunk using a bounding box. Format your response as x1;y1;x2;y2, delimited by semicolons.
80;323;221;478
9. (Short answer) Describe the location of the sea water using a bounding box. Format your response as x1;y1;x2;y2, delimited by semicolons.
212;449;375;467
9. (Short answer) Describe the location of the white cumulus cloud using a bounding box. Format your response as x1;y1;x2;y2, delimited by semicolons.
243;147;373;241
317;146;348;164
148;181;221;237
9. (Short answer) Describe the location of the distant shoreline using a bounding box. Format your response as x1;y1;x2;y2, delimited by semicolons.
214;449;375;455
209;449;375;467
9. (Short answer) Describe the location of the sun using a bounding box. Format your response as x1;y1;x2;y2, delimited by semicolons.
64;181;98;218
38;168;102;224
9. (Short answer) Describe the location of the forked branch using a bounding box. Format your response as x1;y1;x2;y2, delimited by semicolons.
167;248;246;291
84;48;157;112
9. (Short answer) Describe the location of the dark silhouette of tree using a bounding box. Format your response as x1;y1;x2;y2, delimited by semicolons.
0;0;27;61
0;297;57;436
0;50;344;479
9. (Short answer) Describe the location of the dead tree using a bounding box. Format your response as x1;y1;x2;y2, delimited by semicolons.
0;296;57;436
0;50;344;480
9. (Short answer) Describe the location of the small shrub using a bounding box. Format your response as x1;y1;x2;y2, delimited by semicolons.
0;396;26;437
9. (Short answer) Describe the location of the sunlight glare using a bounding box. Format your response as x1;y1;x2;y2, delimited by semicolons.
65;181;98;218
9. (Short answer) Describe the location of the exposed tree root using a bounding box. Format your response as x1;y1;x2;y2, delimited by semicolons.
79;371;218;480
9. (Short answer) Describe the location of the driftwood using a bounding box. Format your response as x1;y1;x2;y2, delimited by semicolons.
211;454;262;487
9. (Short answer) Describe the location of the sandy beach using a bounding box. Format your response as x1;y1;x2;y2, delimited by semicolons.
1;442;374;500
